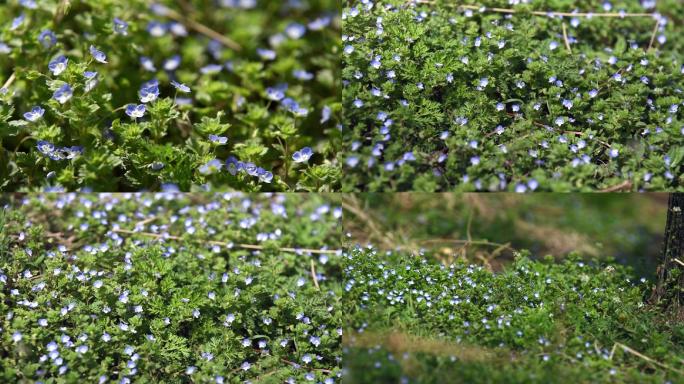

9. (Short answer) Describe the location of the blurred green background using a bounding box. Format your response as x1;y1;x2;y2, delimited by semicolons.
343;193;668;279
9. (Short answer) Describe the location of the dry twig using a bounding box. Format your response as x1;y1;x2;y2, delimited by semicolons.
112;228;340;254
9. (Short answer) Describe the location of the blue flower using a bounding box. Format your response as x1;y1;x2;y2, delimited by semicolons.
266;85;287;101
200;64;223;74
24;106;45;122
53;84;73;104
38;30;57;48
113;18;129;35
256;48;276;61
292;147;313;163
321;105;331;123
140;56;156;72
164;55;181;71
20;0;37;9
10;14;25;31
36;140;55;155
89;45;107;63
258;168;273;183
84;71;99;92
554;116;565;126
125;104;146;119
208;134;228;144
293;69;314;81
225;156;241;175
285;23;306;39
199;159;223;175
170;80;191;93
308;16;331;30
48;55;68;76
147;21;167;37
139;79;159;103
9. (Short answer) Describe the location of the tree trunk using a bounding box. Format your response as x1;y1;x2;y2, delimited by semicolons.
653;193;684;319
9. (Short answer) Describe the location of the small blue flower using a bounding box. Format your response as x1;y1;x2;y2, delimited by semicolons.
139;79;159;103
147;21;167;37
200;64;223;74
321;105;331;124
554;116;565;126
258;168;273;183
48;55;68;76
608;148;619;158
84;71;99;92
293;70;314;81
292;147;313;163
528;179;539;191
20;0;37;9
170;80;191;93
208;134;228;144
89;45;107;63
308;16;331;30
10;14;25;31
266;85;287;101
53;84;73;104
225;156;240;175
285;23;306;39
256;48;276;61
39;30;57;48
164;55;181;71
113;18;129;35
125;104;146;119
140;56;156;72
24;106;45;122
199;159;223;175
36;140;55;155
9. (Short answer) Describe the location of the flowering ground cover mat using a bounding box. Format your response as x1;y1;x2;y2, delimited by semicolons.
342;0;684;192
341;193;684;383
0;193;342;383
0;0;340;192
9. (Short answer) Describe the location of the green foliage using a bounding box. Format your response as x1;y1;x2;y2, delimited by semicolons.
0;0;341;192
341;0;684;192
0;193;343;382
343;247;684;383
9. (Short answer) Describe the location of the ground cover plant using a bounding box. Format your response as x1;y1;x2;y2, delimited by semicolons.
342;0;684;192
341;194;684;383
0;193;343;383
344;248;684;383
0;0;341;192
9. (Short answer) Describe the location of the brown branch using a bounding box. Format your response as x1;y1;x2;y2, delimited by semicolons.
611;342;684;375
1;72;16;90
647;19;660;50
561;22;572;54
599;180;633;192
153;3;242;51
111;229;340;254
310;260;320;290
